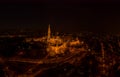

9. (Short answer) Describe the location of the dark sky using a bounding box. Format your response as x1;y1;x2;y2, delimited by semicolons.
0;0;120;33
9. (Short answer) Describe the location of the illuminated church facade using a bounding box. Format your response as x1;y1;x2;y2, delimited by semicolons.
25;24;85;56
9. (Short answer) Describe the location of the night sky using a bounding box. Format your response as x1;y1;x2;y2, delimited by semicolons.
0;0;120;33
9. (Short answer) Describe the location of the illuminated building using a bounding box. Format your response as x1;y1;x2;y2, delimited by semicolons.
46;24;67;56
46;24;85;56
25;24;85;56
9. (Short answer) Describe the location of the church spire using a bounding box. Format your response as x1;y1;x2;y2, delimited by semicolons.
47;24;51;41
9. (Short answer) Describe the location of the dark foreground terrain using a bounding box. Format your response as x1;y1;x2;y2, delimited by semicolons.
0;33;120;77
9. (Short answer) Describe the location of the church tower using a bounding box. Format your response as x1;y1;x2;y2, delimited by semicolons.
47;24;51;41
